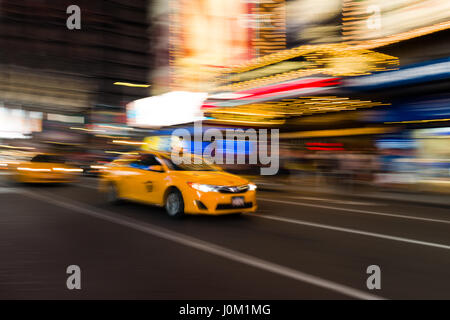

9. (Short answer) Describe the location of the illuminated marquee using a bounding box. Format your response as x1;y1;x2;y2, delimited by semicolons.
215;44;399;92
204;96;389;126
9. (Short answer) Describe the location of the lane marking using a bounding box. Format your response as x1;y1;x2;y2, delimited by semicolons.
0;187;20;194
288;196;381;206
253;204;450;250
260;198;450;225
19;189;383;300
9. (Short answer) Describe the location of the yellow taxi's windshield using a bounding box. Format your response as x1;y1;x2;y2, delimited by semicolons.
159;154;219;172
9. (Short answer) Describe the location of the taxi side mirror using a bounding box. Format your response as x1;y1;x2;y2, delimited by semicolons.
148;165;164;173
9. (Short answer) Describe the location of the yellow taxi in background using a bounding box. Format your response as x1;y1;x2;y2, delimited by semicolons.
10;154;82;183
100;151;257;217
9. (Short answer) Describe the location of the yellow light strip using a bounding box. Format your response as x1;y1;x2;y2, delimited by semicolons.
385;118;450;124
112;140;145;146
105;151;139;155
43;141;81;146
114;82;151;88
205;119;285;126
0;145;35;150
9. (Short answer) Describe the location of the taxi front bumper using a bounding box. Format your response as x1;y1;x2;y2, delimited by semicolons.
184;189;257;215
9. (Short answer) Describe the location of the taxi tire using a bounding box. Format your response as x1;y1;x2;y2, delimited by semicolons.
107;183;122;205
165;189;184;218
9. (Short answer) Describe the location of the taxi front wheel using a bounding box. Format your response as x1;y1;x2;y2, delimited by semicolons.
165;189;184;218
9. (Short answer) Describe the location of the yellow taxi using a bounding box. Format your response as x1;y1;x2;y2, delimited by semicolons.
100;151;257;217
10;154;82;183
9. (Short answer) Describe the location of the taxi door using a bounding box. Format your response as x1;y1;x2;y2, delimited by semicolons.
124;154;167;205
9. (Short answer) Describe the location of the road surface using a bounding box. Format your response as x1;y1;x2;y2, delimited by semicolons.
0;176;449;299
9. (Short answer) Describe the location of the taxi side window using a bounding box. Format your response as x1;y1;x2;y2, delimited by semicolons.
129;154;160;170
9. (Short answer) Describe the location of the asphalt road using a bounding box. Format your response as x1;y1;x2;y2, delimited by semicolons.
0;176;449;299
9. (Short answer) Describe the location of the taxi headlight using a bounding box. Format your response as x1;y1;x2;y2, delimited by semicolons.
248;183;257;191
188;182;219;193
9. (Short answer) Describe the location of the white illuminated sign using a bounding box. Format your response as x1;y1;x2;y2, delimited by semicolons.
127;91;207;127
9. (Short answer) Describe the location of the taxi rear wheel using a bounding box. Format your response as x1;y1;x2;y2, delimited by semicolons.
107;183;122;204
165;189;184;218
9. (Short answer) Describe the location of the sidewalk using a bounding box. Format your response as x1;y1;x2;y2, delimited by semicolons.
246;175;450;208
